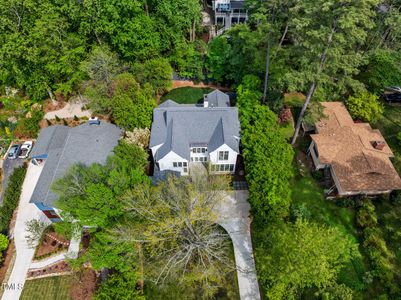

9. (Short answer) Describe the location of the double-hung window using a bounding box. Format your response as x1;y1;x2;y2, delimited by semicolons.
218;151;229;161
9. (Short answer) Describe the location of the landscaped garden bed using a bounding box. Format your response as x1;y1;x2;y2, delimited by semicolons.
34;226;70;261
27;261;71;279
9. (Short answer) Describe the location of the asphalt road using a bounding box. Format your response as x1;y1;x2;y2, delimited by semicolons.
0;157;24;204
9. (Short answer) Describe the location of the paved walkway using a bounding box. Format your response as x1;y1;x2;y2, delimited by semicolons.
44;102;91;120
29;233;80;270
217;191;261;300
2;164;49;300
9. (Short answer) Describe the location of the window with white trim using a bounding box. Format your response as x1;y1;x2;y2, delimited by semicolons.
218;151;229;161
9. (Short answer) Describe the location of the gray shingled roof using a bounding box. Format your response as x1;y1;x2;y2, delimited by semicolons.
150;91;240;161
30;122;122;207
205;90;230;108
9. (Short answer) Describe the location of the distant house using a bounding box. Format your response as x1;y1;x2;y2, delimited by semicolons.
150;90;240;176
308;102;401;196
212;0;248;32
30;122;122;222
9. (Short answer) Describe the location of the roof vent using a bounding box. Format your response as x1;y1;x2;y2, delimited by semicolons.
372;141;385;150
89;116;100;125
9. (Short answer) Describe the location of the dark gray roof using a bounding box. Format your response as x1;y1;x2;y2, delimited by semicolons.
205;90;230;108
231;1;245;9
30;122;123;207
30;126;70;158
150;91;240;161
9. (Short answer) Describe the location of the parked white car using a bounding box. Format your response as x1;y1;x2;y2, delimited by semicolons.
18;141;33;159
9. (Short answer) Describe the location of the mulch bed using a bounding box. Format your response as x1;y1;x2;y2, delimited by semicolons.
35;232;69;259
43;100;66;113
0;241;15;283
27;261;71;279
70;269;98;300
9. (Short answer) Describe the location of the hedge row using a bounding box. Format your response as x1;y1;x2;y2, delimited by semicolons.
0;165;27;234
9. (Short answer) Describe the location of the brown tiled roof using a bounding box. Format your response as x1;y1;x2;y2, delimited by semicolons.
310;102;401;195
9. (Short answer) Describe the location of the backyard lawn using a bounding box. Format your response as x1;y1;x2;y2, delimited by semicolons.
21;276;72;300
160;87;215;105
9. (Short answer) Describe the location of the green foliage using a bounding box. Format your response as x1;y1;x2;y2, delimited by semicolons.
14;109;44;138
86;72;156;130
0;233;9;252
170;41;206;80
95;271;144;300
0;166;27;234
206;25;266;85
110;73;156;129
81;46;120;85
356;200;398;295
53;141;149;228
112;172;233;298
359;49;401;95
303;102;326;127
133;58;173;95
346;92;384;123
256;220;357;299
237;75;294;221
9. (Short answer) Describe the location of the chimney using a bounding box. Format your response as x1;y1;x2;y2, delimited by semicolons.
372;141;385;150
203;94;209;108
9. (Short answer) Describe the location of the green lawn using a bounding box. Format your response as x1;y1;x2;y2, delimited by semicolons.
21;276;72;300
160;87;215;105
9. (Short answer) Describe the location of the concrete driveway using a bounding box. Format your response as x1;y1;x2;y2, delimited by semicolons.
0;157;24;204
217;191;261;300
2;163;49;300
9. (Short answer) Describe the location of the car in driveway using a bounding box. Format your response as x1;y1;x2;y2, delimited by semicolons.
7;144;21;160
18;141;33;159
382;86;401;103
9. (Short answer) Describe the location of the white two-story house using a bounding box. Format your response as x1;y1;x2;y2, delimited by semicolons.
212;0;248;31
150;90;240;176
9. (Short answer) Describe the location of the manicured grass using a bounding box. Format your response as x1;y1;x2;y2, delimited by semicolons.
21;276;72;300
160;87;215;105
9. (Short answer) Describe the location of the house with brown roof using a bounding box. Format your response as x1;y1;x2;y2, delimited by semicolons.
308;102;401;197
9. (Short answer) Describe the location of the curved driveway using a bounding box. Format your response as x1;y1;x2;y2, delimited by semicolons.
217;191;261;300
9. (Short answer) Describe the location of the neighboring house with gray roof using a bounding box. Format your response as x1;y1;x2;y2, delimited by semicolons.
150;90;240;176
29;122;122;222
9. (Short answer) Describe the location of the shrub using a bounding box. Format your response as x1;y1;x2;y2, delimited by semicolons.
73;115;79;121
356;200;378;228
346;92;383;123
0;166;27;234
55;115;60;122
0;233;9;252
14;110;44;138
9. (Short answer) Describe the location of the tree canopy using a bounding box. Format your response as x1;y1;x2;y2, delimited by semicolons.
256;220;357;299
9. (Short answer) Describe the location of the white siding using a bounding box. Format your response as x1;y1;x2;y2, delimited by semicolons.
157;151;189;175
209;144;238;174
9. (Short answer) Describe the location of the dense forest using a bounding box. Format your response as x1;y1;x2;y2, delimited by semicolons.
1;0;401;299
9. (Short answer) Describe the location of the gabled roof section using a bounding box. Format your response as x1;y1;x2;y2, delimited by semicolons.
30;126;70;158
311;102;401;194
150;90;240;161
205;90;230;107
158;99;180;108
30;122;123;207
